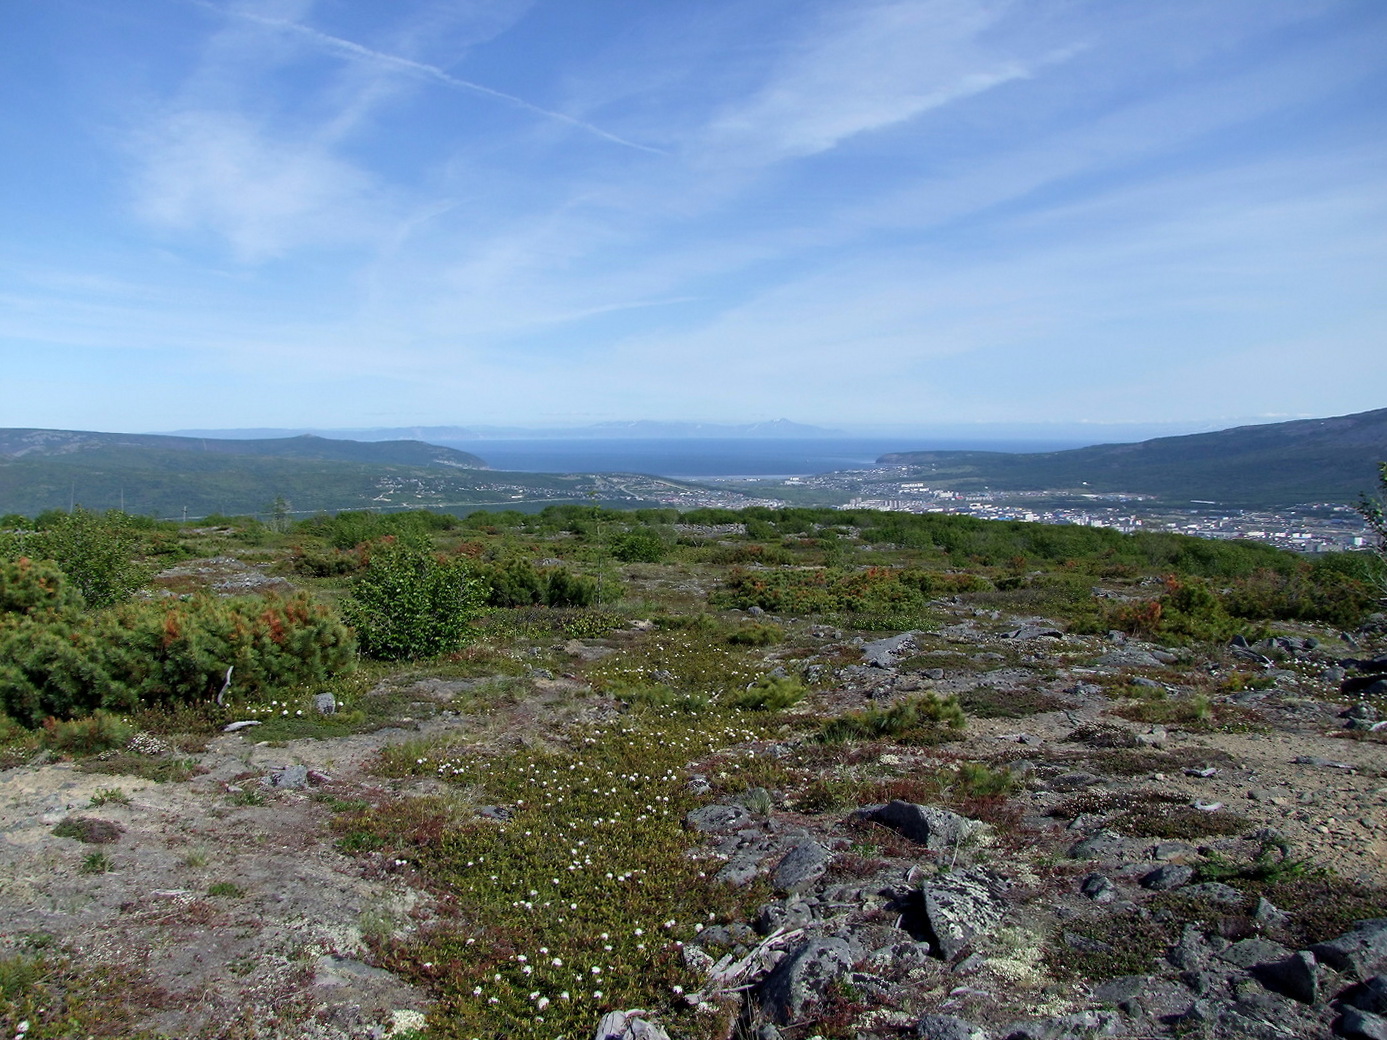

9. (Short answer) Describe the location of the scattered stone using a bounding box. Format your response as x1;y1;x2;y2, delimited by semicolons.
593;1010;671;1040
759;937;861;1024
919;870;1004;960
686;804;754;833
1080;873;1118;903
1179;882;1245;906
870;940;933;974
1067;830;1132;861
222;720;262;732
1341;1008;1387;1040
269;764;309;789
999;1010;1124;1039
772;842;831;895
860;801;983;851
313;692;337;714
1294;755;1355;771
1141;864;1194;890
915;1013;990;1040
1310;919;1387;980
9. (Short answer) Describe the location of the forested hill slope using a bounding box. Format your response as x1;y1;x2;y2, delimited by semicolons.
0;429;490;517
878;407;1387;506
0;430;486;469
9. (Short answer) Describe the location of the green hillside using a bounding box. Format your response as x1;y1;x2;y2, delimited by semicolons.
0;429;595;517
878;407;1387;506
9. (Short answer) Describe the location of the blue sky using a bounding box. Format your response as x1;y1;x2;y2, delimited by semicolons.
2;0;1384;435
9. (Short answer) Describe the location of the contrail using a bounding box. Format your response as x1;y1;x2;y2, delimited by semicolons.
191;1;666;155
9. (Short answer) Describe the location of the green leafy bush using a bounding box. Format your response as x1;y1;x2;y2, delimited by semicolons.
344;538;485;659
23;508;150;609
609;530;668;563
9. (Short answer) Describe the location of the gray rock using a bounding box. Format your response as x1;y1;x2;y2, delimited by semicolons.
916;1014;990;1040
593;1010;671;1040
1345;975;1387;1014
1001;626;1063;640
920;870;1004;960
1311;919;1387;980
757;897;816;935
313;692;337;714
862;631;921;668
1097;649;1164;668
863;800;982;851
999;1010;1123;1039
312;954;397;987
1254;950;1321;1004
1342;1008;1387;1040
1067;830;1132;861
1179;882;1246;906
714;854;761;887
1254;896;1292;930
1140;864;1194;890
759;936;860;1024
270;764;309;789
870;940;933;974
1080;873;1118;903
1168;924;1216;970
1216;937;1293;970
686;804;754;833
772;842;831;895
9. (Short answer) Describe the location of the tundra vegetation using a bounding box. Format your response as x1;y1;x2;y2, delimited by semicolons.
0;498;1384;1039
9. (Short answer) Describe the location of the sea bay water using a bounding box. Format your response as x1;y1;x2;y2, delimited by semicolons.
435;437;1090;478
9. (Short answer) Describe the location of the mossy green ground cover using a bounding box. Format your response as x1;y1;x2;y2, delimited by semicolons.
351;707;775;1039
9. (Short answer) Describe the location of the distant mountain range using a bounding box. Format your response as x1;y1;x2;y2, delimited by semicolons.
878;407;1387;507
163;419;841;441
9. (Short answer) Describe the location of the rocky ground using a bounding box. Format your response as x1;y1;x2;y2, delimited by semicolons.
2;603;1385;1040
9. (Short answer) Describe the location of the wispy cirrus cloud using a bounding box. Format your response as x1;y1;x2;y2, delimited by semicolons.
702;0;1073;164
189;0;663;153
131;108;390;262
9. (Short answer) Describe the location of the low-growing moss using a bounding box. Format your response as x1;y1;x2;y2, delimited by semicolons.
346;708;775;1039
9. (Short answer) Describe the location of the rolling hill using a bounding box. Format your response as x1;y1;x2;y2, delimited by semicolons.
0;429;508;517
877;407;1387;507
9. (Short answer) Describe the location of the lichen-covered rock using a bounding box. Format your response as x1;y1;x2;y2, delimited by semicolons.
920;870;1004;960
772;841;831;895
861;800;982;851
593;1010;671;1040
759;936;861;1024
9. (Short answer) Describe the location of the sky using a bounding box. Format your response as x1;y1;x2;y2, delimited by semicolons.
2;0;1385;436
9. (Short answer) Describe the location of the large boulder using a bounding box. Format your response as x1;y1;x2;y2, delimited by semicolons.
919;870;1005;960
1311;919;1387;980
759;936;862;1024
860;801;983;851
